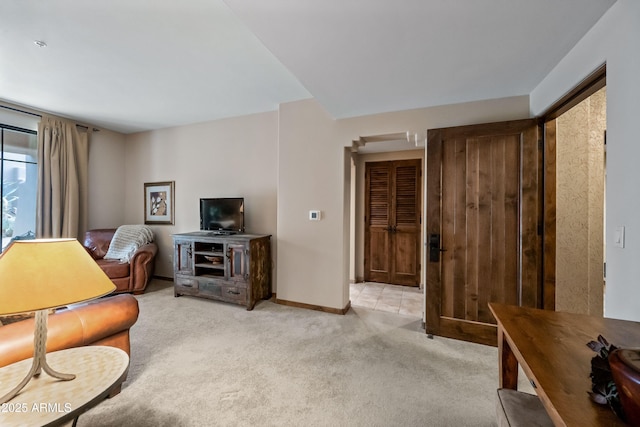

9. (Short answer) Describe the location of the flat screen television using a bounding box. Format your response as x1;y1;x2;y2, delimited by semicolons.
200;198;244;234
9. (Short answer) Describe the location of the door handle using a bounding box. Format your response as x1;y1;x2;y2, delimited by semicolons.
386;226;397;233
428;233;446;262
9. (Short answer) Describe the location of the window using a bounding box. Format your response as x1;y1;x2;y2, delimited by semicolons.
1;125;37;251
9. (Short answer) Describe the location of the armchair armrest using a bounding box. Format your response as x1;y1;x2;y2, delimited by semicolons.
0;294;139;368
129;242;158;294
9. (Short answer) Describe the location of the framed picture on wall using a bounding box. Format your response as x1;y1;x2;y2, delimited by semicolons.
144;181;175;225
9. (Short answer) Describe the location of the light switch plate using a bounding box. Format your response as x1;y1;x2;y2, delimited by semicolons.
309;210;321;221
614;226;625;248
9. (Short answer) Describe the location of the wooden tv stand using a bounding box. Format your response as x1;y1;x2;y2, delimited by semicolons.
172;232;271;310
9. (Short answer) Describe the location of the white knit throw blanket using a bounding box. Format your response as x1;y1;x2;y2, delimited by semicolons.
104;225;154;263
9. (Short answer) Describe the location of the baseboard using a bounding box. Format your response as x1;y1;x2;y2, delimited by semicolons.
276;298;351;315
153;277;351;315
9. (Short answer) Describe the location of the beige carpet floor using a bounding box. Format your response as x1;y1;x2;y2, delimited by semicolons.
76;280;510;426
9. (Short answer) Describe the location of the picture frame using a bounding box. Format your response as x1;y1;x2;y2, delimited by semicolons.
144;181;175;225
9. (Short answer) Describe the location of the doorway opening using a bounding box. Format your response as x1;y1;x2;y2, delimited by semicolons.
545;83;606;316
350;282;423;317
348;133;425;319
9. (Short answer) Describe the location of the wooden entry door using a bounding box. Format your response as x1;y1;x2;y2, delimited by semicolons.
365;159;422;286
426;119;543;346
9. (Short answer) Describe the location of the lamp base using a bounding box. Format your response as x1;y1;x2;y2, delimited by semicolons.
0;309;75;404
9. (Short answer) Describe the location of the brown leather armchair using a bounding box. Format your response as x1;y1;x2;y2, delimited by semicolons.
0;294;139;396
83;228;158;294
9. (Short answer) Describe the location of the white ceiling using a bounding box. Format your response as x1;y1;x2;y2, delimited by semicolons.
0;0;616;134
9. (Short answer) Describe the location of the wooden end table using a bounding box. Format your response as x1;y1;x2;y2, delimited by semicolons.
489;303;640;426
0;346;129;427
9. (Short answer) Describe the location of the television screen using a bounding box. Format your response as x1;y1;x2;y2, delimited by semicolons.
200;198;244;233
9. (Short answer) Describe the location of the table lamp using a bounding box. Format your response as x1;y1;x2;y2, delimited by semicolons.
0;238;116;403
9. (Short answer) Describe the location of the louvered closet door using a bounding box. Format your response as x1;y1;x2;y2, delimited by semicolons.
365;159;422;286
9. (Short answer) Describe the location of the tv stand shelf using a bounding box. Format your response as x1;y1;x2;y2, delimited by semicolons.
172;232;272;310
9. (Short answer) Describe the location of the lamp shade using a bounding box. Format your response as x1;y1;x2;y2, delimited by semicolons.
0;239;116;315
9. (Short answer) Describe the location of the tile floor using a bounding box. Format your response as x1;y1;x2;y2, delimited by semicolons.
350;282;423;318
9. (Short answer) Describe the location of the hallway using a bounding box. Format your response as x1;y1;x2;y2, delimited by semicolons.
350;282;422;318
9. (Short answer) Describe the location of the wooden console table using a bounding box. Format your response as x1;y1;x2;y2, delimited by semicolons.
489;303;640;427
0;346;129;427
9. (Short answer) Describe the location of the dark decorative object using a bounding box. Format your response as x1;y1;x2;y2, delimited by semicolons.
587;335;625;420
609;348;640;426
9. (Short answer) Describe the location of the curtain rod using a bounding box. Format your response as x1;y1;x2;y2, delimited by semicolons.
1;104;41;118
0;104;100;132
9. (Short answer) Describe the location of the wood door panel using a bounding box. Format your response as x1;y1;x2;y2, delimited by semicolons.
368;229;390;281
486;136;520;321
438;317;497;347
395;164;420;227
427;119;541;345
368;164;390;226
520;125;543;308
393;231;419;282
392;160;421;286
543;120;557;310
440;140;457;317
465;138;481;322
365;159;421;286
365;163;391;282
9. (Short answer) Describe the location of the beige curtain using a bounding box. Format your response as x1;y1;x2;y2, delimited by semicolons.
36;117;90;239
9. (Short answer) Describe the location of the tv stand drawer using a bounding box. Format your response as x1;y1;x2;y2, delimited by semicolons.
222;285;246;303
199;279;223;298
174;277;198;296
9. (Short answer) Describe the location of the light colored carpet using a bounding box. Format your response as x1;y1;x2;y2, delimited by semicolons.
77;280;507;427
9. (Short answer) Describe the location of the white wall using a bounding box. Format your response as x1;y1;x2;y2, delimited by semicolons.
276;96;530;310
123;111;279;279
531;0;640;321
277;99;343;308
87;129;127;230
